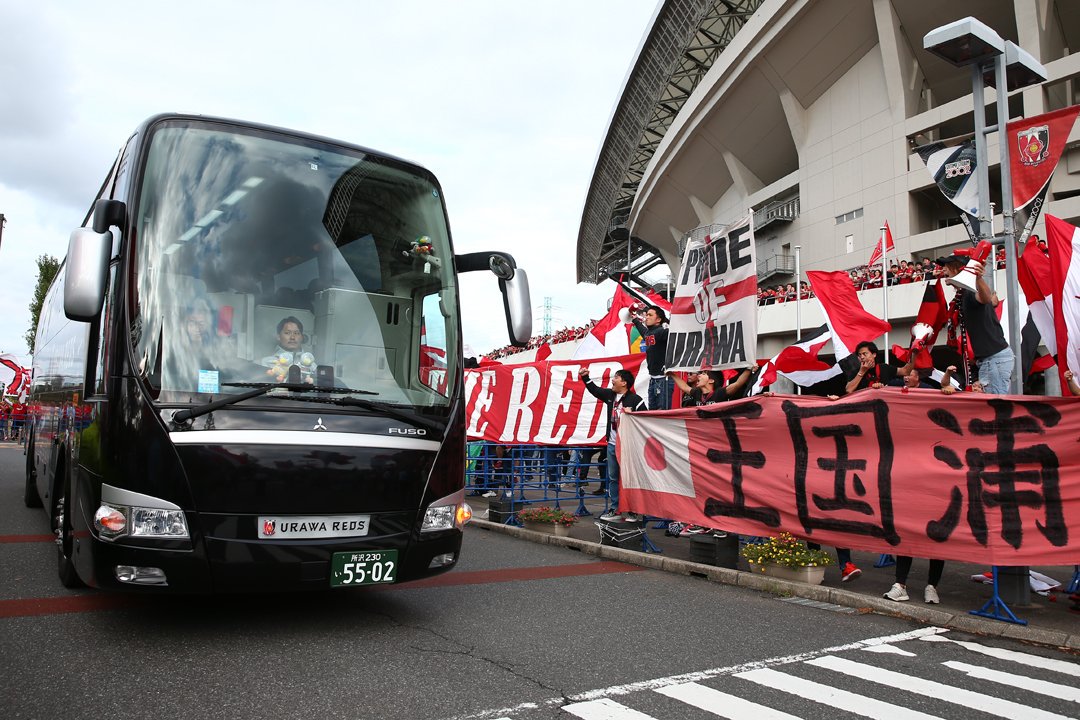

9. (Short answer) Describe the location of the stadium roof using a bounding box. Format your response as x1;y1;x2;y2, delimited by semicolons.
575;0;764;284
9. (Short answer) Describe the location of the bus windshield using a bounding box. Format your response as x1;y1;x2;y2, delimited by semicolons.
132;120;458;409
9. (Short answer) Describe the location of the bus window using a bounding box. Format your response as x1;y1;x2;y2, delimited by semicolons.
419;293;448;396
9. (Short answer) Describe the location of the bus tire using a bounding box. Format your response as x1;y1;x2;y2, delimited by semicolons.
23;436;41;508
55;470;84;589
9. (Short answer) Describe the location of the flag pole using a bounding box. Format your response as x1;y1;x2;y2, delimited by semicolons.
880;224;889;358
795;245;802;396
795;245;802;342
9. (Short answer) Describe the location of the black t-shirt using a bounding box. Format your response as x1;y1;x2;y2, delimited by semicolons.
845;362;898;392
959;290;1008;360
632;319;668;376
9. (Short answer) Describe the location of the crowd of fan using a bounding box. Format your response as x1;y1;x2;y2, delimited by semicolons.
484;320;598;359
485;247;1017;354
757;248;1009;305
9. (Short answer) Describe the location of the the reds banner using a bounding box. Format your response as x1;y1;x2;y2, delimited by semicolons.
618;391;1080;565
465;354;647;445
666;213;757;371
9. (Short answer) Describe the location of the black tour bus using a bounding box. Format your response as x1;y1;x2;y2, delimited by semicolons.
25;114;530;592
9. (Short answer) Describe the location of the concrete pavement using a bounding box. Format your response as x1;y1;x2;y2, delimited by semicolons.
468;492;1080;652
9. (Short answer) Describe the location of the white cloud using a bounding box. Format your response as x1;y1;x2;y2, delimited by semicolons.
0;0;657;359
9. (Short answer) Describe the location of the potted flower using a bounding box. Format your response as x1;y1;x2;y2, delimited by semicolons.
740;532;833;585
517;506;578;537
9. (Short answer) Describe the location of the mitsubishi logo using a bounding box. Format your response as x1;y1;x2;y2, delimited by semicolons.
313;417;327;431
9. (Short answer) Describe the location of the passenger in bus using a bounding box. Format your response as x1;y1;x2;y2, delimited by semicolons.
261;316;318;383
184;298;214;348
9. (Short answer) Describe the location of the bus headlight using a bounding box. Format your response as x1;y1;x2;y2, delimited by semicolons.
130;507;189;538
421;505;456;532
94;503;189;540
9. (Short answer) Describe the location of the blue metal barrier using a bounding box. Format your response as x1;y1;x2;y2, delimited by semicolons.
465;442;610;524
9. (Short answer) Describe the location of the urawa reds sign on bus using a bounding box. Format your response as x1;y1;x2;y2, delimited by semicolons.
464;355;647;445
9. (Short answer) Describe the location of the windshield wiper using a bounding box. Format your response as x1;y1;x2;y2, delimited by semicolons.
328;396;443;433
171;382;373;425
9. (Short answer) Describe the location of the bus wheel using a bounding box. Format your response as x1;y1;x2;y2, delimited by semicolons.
23;438;41;508
54;478;84;589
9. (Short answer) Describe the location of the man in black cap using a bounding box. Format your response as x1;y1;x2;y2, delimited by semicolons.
935;254;1012;394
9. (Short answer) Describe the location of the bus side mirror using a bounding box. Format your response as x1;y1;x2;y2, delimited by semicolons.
500;268;531;347
64;227;112;321
455;251;533;347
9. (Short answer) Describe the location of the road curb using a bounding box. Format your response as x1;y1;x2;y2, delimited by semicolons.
470;519;1080;651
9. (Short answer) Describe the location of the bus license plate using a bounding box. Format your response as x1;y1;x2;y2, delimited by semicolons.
330;550;398;588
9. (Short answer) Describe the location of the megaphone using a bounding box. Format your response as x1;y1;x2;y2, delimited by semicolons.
945;240;993;294
910;322;935;352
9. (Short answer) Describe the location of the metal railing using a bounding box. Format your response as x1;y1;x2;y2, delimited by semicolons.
753;195;800;230
757;253;796;278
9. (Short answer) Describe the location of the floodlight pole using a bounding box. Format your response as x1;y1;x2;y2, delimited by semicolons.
993;53;1023;395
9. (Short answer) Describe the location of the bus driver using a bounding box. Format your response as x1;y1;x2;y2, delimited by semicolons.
262;316;318;383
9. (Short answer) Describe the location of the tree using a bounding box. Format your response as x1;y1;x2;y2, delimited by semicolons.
25;254;60;355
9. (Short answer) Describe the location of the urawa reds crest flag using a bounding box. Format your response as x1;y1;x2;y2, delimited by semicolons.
666;213;757;372
1008;105;1080;210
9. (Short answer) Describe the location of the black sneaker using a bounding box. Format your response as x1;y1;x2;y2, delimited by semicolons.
591;488;607;496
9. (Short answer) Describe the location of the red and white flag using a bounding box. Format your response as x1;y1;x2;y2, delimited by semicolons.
867;221;895;267
572;284;637;360
1045;214;1080;394
750;324;841;394
1017;234;1056;355
807;270;891;360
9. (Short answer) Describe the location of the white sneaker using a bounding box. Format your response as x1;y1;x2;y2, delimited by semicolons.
883;583;909;601
623;512;641;522
481;491;497;498
924;585;940;604
599;510;622;521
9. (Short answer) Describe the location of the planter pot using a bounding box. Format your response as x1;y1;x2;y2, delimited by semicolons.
523;521;573;537
749;561;825;585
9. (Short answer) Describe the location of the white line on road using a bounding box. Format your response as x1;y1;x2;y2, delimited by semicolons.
941;660;1080;703
442;627;949;720
655;681;805;719
920;633;1080;677
736;667;943;720
561;698;659;719
808;655;1073;720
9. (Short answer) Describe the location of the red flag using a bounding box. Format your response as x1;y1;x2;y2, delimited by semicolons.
807;270;891;359
1045;214;1080;395
1009;106;1080;210
534;343;552;362
867;221;895;267
572;284;636;360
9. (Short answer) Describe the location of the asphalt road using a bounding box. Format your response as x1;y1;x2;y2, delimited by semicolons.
1;446;1076;719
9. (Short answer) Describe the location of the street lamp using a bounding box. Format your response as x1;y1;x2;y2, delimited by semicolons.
923;17;1046;395
924;17;1047;615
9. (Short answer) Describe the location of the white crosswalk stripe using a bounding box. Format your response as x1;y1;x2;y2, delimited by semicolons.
735;667;943;720
808;655;1075;720
941;660;1080;703
921;633;1080;677
561;698;659;720
655;682;804;719
455;632;1079;720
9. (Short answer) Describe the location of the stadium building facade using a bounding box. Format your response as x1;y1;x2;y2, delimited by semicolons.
577;0;1080;361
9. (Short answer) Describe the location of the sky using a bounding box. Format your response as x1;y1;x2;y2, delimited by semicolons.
0;0;660;365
